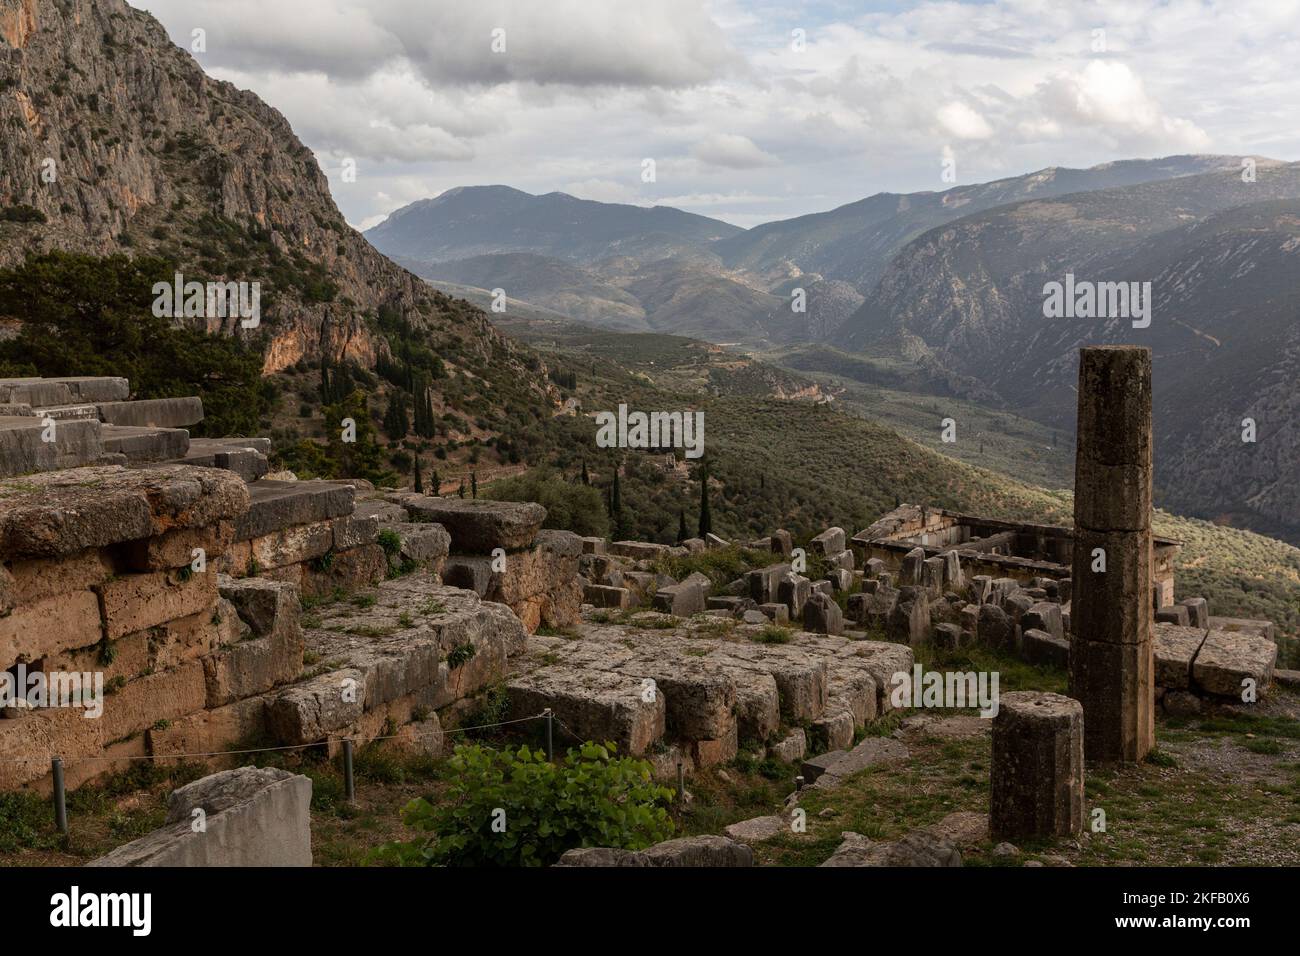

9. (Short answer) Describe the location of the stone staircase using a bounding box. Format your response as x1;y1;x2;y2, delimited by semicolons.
0;376;267;479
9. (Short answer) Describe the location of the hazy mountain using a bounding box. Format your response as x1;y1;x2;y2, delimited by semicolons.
713;156;1258;298
365;186;741;265
835;166;1300;539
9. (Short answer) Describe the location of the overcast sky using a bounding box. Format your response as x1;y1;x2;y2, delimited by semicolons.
133;0;1300;230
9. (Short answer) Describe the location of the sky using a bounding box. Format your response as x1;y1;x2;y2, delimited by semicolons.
132;0;1300;230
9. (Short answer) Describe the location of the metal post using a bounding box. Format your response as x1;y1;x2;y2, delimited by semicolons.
794;775;805;792
544;709;554;761
52;757;67;834
342;739;355;804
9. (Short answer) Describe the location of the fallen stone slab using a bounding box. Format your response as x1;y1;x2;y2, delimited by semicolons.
820;830;961;867
398;497;544;552
88;767;311;867
37;376;130;403
555;835;753;867
769;727;807;763
724;814;789;843
97;396;204;429
585;583;633;609
1192;629;1277;698
802;736;910;788
608;540;670;561
173;437;269;483
1022;628;1070;669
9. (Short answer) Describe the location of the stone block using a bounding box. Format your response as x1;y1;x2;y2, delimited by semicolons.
1022;629;1070;669
89;767;312;867
804;591;843;636
0;589;102;667
505;665;664;754
1192;630;1277;699
97;396;204;429
96;568;218;641
101;660;209;744
1069;638;1154;762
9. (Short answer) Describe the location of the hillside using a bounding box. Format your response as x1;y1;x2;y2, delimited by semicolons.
836;169;1300;541
0;0;560;481
713;155;1253;300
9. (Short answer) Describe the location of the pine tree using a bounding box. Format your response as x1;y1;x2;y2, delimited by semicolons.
697;463;712;537
383;392;409;441
413;455;423;493
677;508;688;543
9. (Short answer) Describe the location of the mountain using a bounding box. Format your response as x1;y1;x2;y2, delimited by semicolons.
0;0;558;475
365;186;741;265
713;155;1259;298
398;252;652;331
835;165;1300;540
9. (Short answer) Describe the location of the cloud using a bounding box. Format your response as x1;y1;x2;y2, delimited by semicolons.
131;0;1300;231
936;101;994;140
692;133;778;168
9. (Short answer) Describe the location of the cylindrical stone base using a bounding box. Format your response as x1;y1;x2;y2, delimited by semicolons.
990;691;1085;841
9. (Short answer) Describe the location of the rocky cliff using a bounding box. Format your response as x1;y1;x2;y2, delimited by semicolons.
0;0;553;413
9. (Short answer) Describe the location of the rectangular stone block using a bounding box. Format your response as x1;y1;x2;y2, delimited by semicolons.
506;665;665;755
235;480;355;541
585;584;632;608
0;590;102;667
148;697;268;765
120;522;235;571
97;396;204;428
1192;630;1277;698
1070;527;1152;645
1152;624;1205;690
100;660;208;744
96;568;218;640
5;549;114;605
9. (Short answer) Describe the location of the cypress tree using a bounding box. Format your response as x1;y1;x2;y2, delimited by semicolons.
677;508;688;543
431;469;441;495
581;460;590;486
413;455;423;493
697;463;711;537
458;478;466;499
471;471;478;499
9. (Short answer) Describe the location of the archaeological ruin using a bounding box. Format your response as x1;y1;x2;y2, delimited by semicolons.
0;365;1287;867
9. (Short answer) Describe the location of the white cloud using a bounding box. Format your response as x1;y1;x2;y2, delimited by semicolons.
692;133;778;168
936;101;994;140
131;0;1300;230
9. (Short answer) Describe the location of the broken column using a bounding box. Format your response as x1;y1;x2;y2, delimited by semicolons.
1069;346;1155;762
990;691;1084;840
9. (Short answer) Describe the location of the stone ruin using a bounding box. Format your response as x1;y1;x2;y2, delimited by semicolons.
0;375;580;793
0;360;1290;866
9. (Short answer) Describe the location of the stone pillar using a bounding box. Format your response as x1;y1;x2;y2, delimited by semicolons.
990;692;1085;840
1069;346;1155;762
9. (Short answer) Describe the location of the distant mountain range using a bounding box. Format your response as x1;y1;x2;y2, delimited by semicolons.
367;157;1300;540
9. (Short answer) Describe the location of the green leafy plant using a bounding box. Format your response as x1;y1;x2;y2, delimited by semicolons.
446;642;477;669
374;742;674;867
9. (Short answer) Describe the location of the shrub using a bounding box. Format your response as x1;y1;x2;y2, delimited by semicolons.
376;742;674;867
484;466;609;538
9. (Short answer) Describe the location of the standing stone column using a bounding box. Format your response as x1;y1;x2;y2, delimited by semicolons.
990;692;1085;840
1069;346;1155;762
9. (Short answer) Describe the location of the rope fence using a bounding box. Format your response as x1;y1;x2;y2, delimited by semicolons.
30;709;563;838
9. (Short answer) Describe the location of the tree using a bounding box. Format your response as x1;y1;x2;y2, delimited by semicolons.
431;469;441;495
610;468;624;538
413;455;423;493
580;460;590;486
458;478;466;499
677;508;688;543
383;392;409;441
471;471;478;499
697;462;712;537
0;251;269;436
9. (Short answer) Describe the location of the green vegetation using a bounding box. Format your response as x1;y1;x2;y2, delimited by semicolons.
374;742;674;867
484;466;609;538
0;252;272;435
